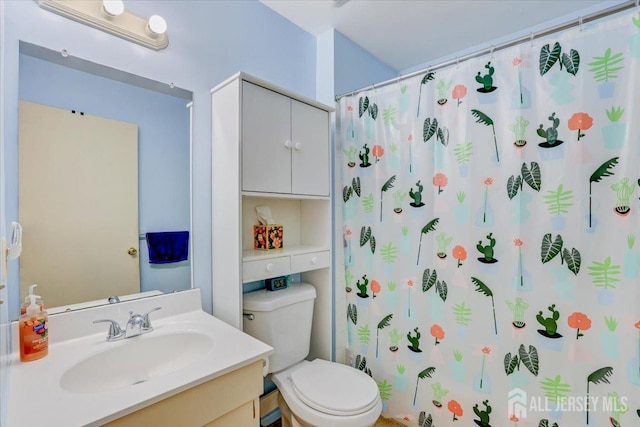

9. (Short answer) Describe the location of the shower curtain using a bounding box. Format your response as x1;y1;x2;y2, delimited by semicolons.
338;9;640;427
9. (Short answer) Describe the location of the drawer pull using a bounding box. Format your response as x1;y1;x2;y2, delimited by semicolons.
284;140;292;149
266;263;274;272
294;141;302;151
311;256;318;264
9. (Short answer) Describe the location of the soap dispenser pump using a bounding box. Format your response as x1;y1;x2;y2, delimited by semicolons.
20;284;44;315
19;293;48;362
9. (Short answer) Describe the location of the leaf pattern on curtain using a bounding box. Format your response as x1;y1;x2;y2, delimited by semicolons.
338;10;640;427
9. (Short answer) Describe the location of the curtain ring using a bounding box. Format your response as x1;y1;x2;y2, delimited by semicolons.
530;32;534;47
490;45;495;58
456;57;460;69
579;16;583;32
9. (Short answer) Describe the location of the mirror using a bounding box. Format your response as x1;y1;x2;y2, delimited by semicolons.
8;41;193;320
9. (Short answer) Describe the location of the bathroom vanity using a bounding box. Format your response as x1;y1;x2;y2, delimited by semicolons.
6;289;272;426
103;360;262;426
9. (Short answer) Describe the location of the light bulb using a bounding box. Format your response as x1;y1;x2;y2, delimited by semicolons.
102;0;124;17
147;15;167;35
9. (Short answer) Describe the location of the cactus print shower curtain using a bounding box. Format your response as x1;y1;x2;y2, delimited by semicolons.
337;9;640;427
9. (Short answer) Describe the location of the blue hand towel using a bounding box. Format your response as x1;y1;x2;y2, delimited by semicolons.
146;231;189;264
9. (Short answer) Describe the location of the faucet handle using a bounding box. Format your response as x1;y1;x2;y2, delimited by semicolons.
93;319;125;341
141;306;162;330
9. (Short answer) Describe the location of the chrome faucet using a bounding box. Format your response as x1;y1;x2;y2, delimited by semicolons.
125;311;146;338
92;319;125;342
141;307;162;332
93;306;162;341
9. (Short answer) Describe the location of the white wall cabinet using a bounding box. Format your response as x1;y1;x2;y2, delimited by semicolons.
212;73;334;362
242;81;329;197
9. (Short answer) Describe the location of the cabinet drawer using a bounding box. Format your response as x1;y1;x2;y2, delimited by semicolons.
243;256;290;282
291;251;330;273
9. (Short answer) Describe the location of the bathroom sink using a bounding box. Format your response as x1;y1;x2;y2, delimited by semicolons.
59;332;213;393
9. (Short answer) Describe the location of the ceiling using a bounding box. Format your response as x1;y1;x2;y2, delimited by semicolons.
260;0;618;72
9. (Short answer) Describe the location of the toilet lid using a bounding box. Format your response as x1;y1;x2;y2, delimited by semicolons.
289;359;380;416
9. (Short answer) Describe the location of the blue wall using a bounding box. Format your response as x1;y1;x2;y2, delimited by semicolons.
1;0;317;315
334;30;397;97
10;54;191;319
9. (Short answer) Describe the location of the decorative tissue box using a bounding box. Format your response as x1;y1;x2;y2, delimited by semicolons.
253;224;284;250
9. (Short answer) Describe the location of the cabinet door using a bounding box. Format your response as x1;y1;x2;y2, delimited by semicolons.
204;400;258;427
242;82;292;193
291;100;330;196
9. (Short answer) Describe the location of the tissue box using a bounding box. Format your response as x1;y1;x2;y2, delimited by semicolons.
253;224;284;250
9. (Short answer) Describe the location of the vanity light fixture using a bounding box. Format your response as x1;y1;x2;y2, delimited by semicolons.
146;14;167;37
101;0;124;17
35;0;169;50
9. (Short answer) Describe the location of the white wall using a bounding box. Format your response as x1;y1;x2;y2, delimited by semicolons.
0;1;11;426
0;2;10;425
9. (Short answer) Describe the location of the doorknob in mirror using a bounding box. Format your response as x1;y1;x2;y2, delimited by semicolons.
127;247;138;256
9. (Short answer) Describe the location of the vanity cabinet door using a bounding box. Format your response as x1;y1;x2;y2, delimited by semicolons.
205;399;259;427
242;81;292;194
291;100;330;196
104;360;262;427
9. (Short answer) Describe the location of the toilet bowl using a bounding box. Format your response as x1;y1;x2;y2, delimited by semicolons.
271;359;382;427
242;283;382;426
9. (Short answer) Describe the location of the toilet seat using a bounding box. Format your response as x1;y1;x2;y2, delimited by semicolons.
272;360;382;427
288;359;380;416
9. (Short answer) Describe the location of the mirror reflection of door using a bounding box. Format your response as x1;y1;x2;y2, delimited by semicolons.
19;100;139;307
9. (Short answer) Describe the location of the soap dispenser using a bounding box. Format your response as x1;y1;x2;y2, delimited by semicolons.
20;284;44;315
19;293;48;362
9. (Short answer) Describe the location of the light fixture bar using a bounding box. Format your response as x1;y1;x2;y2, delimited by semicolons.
35;0;168;51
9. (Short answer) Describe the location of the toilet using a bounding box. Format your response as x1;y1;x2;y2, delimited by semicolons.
243;282;382;427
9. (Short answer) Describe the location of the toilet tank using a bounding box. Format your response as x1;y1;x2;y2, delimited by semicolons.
243;282;316;373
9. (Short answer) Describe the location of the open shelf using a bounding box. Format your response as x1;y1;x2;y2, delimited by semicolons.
243;245;330;262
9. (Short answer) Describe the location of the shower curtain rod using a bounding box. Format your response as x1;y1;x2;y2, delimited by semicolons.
335;0;637;102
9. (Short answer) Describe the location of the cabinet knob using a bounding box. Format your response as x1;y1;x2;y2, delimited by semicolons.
294;142;302;151
266;263;274;272
284;140;292;149
311;256;318;264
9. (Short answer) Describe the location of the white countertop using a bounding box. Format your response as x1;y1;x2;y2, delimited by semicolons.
6;289;273;427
